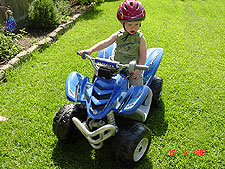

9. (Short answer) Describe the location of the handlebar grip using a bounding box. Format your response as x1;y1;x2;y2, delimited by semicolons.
94;58;119;68
76;51;87;59
136;65;149;71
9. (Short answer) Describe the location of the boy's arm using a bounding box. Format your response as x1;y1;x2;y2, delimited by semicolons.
131;35;147;79
81;33;117;55
138;35;147;65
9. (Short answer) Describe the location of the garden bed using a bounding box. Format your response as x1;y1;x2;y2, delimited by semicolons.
0;3;92;66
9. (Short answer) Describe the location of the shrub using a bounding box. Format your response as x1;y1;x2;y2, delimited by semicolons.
0;25;23;61
28;0;59;28
55;0;72;22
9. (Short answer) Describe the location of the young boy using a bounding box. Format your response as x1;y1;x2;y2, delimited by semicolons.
79;0;146;86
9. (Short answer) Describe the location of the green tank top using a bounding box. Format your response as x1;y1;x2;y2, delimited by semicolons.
114;29;143;64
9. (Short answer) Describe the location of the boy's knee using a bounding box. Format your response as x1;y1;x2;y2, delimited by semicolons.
129;74;143;86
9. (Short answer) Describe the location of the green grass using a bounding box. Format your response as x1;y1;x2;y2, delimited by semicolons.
0;0;224;168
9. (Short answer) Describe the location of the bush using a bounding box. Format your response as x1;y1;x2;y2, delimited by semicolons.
0;25;23;61
28;0;59;28
55;0;72;22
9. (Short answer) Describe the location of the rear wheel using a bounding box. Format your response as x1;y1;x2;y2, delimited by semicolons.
150;75;163;106
53;103;86;142
112;121;151;165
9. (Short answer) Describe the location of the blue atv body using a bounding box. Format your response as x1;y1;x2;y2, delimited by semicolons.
53;43;164;164
66;43;163;121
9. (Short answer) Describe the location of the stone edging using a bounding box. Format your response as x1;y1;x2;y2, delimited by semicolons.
0;3;95;83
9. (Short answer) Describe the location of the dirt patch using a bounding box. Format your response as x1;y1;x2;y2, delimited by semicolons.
16;27;55;51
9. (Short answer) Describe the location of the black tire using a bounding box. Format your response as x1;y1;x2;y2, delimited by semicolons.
53;103;86;142
149;75;163;106
112;121;151;165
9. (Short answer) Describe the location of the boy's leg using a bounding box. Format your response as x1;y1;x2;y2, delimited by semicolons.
129;72;143;87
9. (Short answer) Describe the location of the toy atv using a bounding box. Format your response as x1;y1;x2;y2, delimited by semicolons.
53;43;164;164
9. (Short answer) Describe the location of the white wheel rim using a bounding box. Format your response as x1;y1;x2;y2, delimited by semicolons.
133;138;149;162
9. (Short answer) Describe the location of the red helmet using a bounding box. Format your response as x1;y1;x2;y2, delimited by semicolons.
117;0;146;22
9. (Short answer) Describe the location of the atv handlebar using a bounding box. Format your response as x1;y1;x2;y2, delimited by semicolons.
94;57;119;68
135;65;149;71
76;51;149;72
76;51;99;71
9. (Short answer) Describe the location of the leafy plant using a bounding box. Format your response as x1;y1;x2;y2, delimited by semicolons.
55;0;72;22
28;0;59;28
0;25;24;61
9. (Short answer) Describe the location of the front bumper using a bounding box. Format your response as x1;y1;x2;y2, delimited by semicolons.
72;117;117;149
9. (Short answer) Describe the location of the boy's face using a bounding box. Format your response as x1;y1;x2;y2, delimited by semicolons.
124;21;141;34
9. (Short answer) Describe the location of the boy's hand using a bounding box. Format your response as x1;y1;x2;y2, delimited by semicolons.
131;70;140;79
78;49;92;55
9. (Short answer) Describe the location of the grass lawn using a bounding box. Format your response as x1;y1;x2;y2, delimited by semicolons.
0;0;224;168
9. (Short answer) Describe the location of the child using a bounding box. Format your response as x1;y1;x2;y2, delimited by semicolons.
79;0;146;86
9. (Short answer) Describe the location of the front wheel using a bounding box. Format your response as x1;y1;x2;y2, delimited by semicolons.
53;103;86;142
112;121;151;164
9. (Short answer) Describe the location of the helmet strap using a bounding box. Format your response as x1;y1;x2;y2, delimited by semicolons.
123;23;127;32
